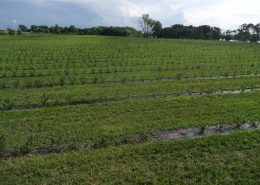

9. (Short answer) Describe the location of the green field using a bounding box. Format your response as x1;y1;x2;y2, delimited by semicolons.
0;35;259;184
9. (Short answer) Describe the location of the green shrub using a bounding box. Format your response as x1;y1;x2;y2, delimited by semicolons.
20;135;34;154
24;80;33;89
40;93;49;105
59;76;66;86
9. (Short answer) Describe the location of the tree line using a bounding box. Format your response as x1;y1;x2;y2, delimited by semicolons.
223;23;260;42
139;14;260;42
0;25;143;37
1;14;259;42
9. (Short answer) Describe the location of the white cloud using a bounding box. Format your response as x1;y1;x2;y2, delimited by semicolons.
12;19;17;23
4;0;260;29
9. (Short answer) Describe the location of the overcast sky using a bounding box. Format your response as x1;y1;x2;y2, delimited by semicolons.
0;0;260;30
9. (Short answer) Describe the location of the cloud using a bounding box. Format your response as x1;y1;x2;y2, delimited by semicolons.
12;19;17;23
0;0;260;29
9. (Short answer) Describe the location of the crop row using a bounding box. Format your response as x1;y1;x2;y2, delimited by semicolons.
0;64;259;84
1;58;258;72
1;37;260;65
0;52;259;64
1;56;259;71
0;76;259;109
0;91;259;153
0;70;258;90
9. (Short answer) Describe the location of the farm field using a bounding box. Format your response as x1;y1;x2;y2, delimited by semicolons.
0;35;260;184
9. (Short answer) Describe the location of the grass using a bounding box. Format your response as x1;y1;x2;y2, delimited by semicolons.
0;130;259;184
0;35;259;184
0;92;259;153
0;36;259;110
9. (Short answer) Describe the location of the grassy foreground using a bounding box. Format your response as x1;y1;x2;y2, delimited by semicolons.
0;130;259;185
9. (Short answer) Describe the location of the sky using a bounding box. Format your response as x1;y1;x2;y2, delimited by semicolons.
0;0;260;30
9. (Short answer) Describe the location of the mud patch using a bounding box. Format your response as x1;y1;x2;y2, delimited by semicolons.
0;122;259;160
153;122;259;141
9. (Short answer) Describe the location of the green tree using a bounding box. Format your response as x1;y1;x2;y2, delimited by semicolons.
18;24;28;32
50;24;61;34
152;21;162;38
30;25;38;32
224;30;233;41
139;14;154;37
139;14;162;38
236;24;251;41
254;23;260;37
68;25;77;33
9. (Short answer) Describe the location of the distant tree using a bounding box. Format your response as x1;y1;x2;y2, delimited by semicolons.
99;26;127;36
212;27;221;40
254;23;260;37
68;25;77;33
30;25;38;32
224;30;233;41
152;21;162;37
249;23;260;42
222;23;260;42
197;25;213;39
250;34;259;42
39;25;49;33
30;25;49;33
18;24;28;32
236;24;251;41
161;24;221;40
163;24;191;39
15;22;260;41
50;24;62;34
139;14;155;37
125;27;142;37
